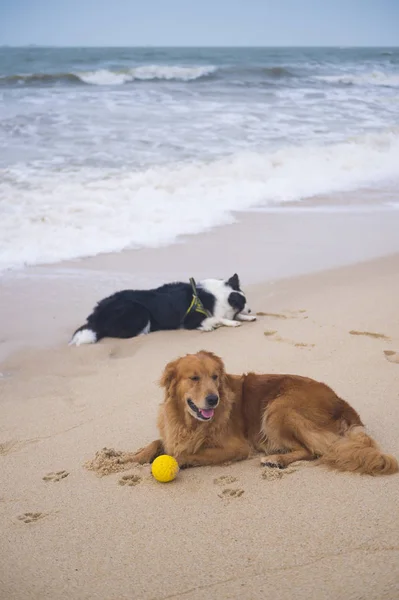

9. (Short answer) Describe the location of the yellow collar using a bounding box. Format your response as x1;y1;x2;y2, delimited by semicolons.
184;278;211;319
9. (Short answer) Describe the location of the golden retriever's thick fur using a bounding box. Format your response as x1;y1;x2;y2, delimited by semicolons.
131;351;398;475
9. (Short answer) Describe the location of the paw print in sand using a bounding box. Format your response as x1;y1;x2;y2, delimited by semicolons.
213;475;238;486
17;512;46;524
384;350;399;364
218;488;244;499
43;470;69;482
119;474;142;487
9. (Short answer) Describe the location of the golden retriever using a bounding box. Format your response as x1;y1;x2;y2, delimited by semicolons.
130;351;398;475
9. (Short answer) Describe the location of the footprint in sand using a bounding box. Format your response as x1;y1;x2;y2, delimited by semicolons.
261;465;298;481
213;475;238;486
349;330;390;340
0;440;20;456
16;512;46;524
43;470;69;482
263;331;315;349
258;312;288;319
257;310;307;320
218;488;245;499
384;350;399;364
119;474;143;487
0;439;38;456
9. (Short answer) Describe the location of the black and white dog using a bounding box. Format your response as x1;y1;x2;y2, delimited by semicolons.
69;274;256;346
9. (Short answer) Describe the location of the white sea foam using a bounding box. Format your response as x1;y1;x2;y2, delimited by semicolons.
1;130;399;272
316;71;399;87
78;69;133;85
78;65;217;85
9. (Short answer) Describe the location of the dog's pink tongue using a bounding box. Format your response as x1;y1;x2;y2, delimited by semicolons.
200;408;214;419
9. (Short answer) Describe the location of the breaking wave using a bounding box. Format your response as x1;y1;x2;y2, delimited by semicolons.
1;130;399;271
0;64;298;87
315;71;399;87
0;65;218;87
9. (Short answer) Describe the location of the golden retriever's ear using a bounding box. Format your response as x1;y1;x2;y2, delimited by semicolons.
159;358;178;392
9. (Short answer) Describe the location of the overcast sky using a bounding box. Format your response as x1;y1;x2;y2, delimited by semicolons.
1;0;398;47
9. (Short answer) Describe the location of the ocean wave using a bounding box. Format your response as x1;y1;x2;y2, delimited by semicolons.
1;130;399;271
0;65;218;87
315;71;399;87
79;65;218;84
78;64;295;86
0;64;298;88
0;72;85;86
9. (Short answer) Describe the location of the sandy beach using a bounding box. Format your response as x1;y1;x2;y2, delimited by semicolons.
2;29;399;600
1;237;399;599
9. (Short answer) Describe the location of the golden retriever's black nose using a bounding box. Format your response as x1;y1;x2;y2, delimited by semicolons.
206;394;219;408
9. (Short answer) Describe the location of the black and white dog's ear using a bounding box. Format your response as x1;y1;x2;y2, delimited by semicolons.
228;292;246;312
226;273;240;291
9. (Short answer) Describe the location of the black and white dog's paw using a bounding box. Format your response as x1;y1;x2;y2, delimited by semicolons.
199;323;216;332
230;320;241;327
236;313;257;322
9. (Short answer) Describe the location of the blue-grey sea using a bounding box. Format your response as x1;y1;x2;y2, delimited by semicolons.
1;46;398;270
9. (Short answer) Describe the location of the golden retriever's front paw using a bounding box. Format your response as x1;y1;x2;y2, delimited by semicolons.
128;450;150;465
260;456;284;469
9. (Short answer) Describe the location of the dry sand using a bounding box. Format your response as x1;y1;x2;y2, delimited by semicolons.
1;253;399;599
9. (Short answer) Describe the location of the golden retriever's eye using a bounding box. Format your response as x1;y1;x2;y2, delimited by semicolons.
190;375;200;382
212;374;218;381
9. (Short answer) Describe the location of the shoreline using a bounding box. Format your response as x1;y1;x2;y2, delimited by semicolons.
2;189;399;280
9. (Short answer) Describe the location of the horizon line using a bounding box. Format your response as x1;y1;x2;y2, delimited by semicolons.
1;44;398;49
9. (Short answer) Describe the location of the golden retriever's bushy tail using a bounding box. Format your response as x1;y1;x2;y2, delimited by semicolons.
319;426;398;476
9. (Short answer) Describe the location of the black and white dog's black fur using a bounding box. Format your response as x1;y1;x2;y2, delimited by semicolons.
69;274;256;346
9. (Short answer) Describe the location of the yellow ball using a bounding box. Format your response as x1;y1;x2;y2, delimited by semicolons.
151;455;179;483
